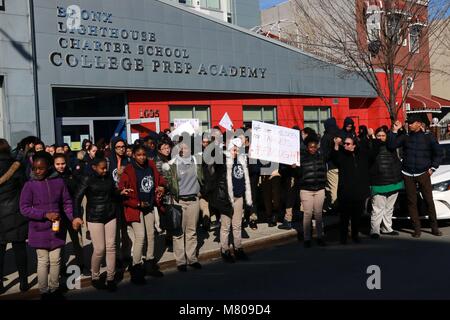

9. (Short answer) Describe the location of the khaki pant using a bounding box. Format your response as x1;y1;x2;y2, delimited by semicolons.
324;169;339;211
371;193;398;235
200;198;210;218
36;248;61;293
220;197;244;252
131;211;155;265
90;219;117;281
173;198;200;266
301;189;325;241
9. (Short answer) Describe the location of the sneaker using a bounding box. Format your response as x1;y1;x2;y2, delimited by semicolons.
130;264;146;285
278;220;292;230
91;278;106;290
352;237;361;244
106;280;117;292
221;250;235;263
370;233;380;239
316;238;326;247
431;229;443;236
304;240;311;248
177;265;187;272
202;216;211;232
249;220;258;230
234;248;249;261
188;262;202;269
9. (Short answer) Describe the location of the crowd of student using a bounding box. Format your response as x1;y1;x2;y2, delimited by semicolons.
0;114;443;299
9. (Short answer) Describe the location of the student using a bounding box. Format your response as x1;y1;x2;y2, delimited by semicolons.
164;140;204;272
209;138;253;263
119;145;166;284
53;153;85;273
20;152;77;299
74;154;131;291
0;139;29;294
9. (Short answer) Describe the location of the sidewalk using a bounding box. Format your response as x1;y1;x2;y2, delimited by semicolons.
0;215;339;299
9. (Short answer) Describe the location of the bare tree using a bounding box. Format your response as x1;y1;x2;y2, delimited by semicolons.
283;0;450;124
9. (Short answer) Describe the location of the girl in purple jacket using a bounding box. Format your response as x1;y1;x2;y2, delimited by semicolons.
20;152;80;299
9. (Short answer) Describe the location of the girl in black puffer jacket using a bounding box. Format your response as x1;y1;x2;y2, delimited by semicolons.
73;155;131;291
298;136;327;248
369;127;403;238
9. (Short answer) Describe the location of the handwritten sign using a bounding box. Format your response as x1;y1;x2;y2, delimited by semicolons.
174;119;199;130
249;121;300;166
219;112;233;131
169;122;196;139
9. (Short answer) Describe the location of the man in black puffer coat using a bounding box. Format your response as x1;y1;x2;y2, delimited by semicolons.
388;115;443;238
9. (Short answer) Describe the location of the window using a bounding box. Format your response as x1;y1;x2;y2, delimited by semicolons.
406;77;414;90
243;106;277;128
387;14;404;45
303;107;331;135
409;25;421;53
200;0;221;10
0;0;5;11
169;106;211;132
179;0;193;5
365;8;381;42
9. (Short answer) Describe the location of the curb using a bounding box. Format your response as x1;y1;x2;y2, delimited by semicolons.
1;216;339;300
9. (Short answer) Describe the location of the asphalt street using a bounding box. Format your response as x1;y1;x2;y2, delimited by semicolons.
65;220;450;300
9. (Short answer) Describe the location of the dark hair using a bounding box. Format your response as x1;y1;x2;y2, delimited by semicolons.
87;144;98;152
16;136;40;151
132;144;147;154
304;135;319;146
381;125;389;133
32;151;52;166
302;127;316;136
91;151;107;166
53;153;67;161
292;125;301;131
157;140;171;151
82;139;92;150
375;127;387;135
358;125;368;136
0;139;11;155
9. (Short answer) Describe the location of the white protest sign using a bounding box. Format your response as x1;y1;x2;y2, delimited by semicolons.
174;119;199;130
219;112;233;131
169;122;196;139
249;121;300;166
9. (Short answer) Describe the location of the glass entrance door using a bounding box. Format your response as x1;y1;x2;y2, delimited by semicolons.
59;119;93;151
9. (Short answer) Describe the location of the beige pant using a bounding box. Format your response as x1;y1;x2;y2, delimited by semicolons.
301;189;325;241
325;169;339;210
90;219;117;281
220;197;244;252
131;211;155;265
200;198;210;218
173;198;200;266
36;248;62;293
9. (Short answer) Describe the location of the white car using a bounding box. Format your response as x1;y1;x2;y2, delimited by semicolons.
429;139;450;220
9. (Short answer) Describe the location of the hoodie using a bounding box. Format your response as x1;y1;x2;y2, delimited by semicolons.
19;170;73;250
320;117;340;170
109;137;130;185
340;117;357;140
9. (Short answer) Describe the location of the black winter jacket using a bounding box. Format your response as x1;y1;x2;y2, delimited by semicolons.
331;147;371;201
369;141;402;186
0;155;28;243
73;173;119;223
388;131;442;174
298;151;327;191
